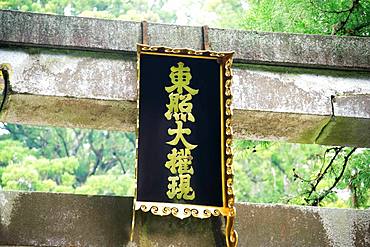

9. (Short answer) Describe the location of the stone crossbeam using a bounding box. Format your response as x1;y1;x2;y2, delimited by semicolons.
0;10;369;71
0;191;369;247
0;10;369;147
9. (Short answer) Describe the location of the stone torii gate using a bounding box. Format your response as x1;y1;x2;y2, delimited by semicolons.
0;10;369;247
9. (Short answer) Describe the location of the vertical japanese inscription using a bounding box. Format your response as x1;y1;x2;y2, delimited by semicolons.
164;62;198;201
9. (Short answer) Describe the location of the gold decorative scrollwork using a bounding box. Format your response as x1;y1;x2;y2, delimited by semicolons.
164;48;182;53
138;44;233;60
162;206;171;215
222;53;238;247
225;79;232;96
141;46;159;51
191;209;199;217
171;207;178;215
213;209;221;216
226;215;238;247
151;206;159;214
188;50;204;55
225;58;233;77
135;201;230;220
210;52;226;57
226;157;233;175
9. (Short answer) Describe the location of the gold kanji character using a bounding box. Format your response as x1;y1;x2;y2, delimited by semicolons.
165;62;199;95
177;174;195;200
165;93;195;122
166;174;195;200
167;176;179;199
165;148;194;175
167;121;197;150
165;93;179;120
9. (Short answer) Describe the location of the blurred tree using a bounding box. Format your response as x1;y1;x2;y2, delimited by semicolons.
203;0;248;28
0;0;176;23
2;124;135;176
292;147;369;208
0;139;37;165
0;124;135;196
242;0;370;36
1;0;368;36
1;156;79;192
233;141;322;204
233;140;369;208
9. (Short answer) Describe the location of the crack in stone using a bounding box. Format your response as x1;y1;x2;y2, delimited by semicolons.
314;95;336;144
330;95;336;118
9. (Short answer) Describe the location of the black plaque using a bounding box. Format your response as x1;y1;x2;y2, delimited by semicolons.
135;45;235;220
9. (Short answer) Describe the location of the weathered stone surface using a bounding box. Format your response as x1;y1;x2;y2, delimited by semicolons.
0;10;141;52
233;65;370;117
315;116;370;147
236;203;370;247
1;47;369;147
132;211;217;247
1;191;369;247
210;29;370;70
147;22;203;50
0;191;133;247
0;48;137;101
334;94;370;118
2;48;369;117
1;94;136;132
5;94;369;147
232;110;331;143
1;10;370;70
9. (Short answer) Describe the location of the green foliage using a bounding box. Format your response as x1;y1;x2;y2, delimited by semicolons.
203;0;247;28
0;123;368;208
2;125;135;182
0;124;135;196
2;0;368;36
76;173;135;196
1;0;176;23
242;0;370;36
339;149;370;207
234;141;322;203
233;141;369;208
0;139;37;166
1;155;79;191
0;0;70;15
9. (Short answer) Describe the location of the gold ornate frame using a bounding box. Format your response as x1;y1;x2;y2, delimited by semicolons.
133;44;238;246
